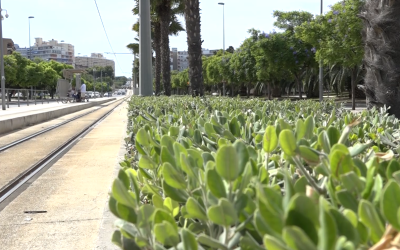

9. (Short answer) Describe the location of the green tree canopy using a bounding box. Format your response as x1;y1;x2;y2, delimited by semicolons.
296;0;364;108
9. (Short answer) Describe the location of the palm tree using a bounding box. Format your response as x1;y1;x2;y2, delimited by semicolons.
184;0;204;96
154;0;184;96
361;0;400;117
129;1;184;95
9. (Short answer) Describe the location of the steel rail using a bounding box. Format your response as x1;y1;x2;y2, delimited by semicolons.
0;99;120;153
0;97;128;203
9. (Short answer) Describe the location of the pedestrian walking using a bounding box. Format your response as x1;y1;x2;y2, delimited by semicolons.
79;81;86;102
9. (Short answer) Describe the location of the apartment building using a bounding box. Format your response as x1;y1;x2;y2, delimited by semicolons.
3;38;16;55
15;37;75;66
75;53;115;74
170;48;219;71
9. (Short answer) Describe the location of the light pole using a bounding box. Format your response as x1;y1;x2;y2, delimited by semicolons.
28;16;34;60
218;2;226;96
0;4;9;110
28;16;34;100
139;0;153;96
93;68;96;96
319;0;323;102
100;69;103;96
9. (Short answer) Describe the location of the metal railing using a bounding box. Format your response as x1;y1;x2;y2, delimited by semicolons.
0;88;51;109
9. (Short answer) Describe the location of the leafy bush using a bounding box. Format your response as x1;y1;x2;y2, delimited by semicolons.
110;96;400;250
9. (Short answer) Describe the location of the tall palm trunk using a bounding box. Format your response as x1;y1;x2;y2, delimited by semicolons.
184;0;204;96
160;0;172;96
362;0;400;117
154;22;162;95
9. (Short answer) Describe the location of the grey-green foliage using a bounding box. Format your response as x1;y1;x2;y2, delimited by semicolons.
111;96;400;250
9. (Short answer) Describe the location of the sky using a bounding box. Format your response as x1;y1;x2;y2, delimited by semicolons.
2;0;340;78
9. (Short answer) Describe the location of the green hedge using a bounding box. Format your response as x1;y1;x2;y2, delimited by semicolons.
110;96;400;250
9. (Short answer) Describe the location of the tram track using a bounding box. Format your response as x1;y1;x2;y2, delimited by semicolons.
0;97;128;205
0;98;121;153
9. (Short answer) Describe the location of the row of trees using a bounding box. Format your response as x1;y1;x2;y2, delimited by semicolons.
4;52;73;98
130;0;363;104
74;65;115;92
4;52;118;97
168;0;364;108
130;0;400;117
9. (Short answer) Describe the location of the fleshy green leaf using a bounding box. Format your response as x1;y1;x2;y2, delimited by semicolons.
215;145;240;181
304;116;315;140
206;168;227;198
185;197;208;221
138;155;157;170
181;228;198;250
283;226;317;250
263;125;278;153
111;179;137;208
279;129;297;156
207;198;238;226
358;199;385;243
163;197;180;218
136;128;150;146
197;234;228;250
154;221;179;247
380;180;400;230
264;235;289;250
162;162;186;189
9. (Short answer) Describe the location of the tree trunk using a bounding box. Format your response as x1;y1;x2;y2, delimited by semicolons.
184;0;204;97
267;82;271;100
351;66;357;110
231;84;234;97
295;74;302;99
154;22;162;95
246;82;250;98
160;0;172;96
362;1;400;117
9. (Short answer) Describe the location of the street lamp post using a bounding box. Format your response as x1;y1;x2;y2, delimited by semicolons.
319;0;323;102
93;68;96;97
139;0;153;96
29;16;34;100
28;16;34;60
218;2;226;96
101;69;103;96
133;53;137;91
0;3;9;111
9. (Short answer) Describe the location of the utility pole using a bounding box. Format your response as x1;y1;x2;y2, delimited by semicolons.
134;53;137;90
0;2;8;110
100;69;103;95
139;0;153;96
319;0;323;102
218;2;226;96
93;68;96;96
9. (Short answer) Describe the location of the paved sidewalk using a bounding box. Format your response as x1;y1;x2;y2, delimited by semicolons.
0;99;128;250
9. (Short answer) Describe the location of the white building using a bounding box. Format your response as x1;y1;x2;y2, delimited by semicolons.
170;48;219;72
75;53;115;74
16;38;75;66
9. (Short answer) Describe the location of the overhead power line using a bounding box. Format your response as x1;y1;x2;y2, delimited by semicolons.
93;0;124;74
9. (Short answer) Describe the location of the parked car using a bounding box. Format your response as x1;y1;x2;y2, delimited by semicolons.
94;92;100;98
86;91;94;98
